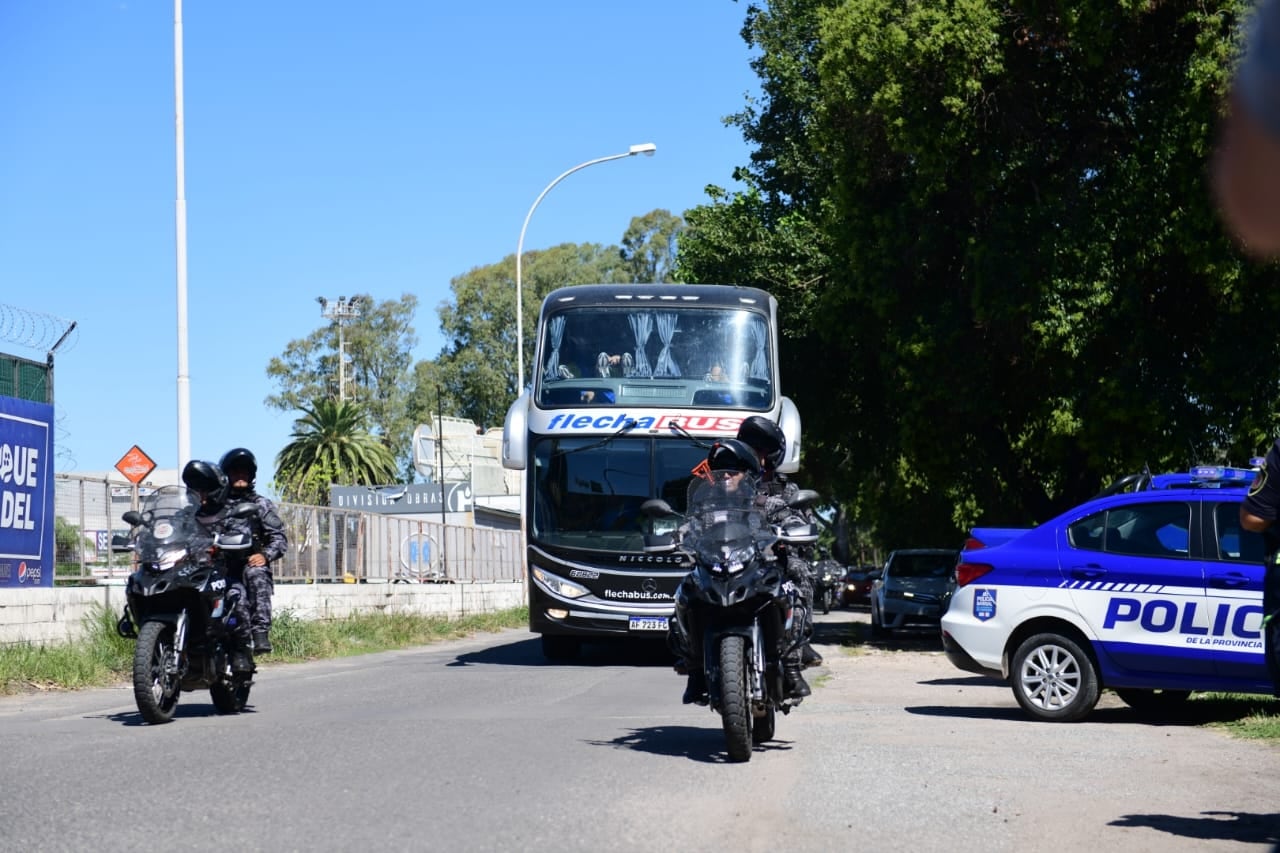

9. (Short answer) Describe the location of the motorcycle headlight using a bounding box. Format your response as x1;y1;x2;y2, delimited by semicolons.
156;548;187;571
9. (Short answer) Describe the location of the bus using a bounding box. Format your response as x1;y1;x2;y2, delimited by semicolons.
501;283;802;660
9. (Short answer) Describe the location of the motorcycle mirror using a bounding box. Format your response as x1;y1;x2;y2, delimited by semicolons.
640;498;676;517
230;502;258;519
642;533;678;553
121;510;143;526
788;489;821;509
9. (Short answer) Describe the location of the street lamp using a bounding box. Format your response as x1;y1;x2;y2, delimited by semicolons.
514;142;657;395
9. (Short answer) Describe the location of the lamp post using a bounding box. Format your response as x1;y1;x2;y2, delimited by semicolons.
514;143;656;395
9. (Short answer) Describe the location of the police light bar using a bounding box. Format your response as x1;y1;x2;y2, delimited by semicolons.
1189;465;1252;482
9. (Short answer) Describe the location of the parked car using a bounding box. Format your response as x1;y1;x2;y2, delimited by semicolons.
839;565;880;607
869;549;960;637
941;465;1269;722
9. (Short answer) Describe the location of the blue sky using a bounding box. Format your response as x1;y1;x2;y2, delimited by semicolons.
0;1;761;491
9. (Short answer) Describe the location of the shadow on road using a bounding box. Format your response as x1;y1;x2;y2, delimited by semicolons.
448;636;673;669
586;724;795;764
101;701;258;726
1109;811;1279;848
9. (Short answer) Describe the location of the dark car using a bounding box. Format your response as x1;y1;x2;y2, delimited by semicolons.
942;464;1270;722
839;565;880;607
869;549;960;637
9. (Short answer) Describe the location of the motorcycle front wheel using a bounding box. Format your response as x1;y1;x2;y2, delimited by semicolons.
718;635;753;763
133;621;181;724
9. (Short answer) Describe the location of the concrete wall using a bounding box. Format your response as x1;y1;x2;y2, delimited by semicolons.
0;581;527;647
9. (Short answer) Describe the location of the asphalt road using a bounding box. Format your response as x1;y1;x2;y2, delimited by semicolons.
2;608;1278;852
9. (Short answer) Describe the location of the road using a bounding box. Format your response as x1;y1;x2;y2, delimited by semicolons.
2;608;1278;852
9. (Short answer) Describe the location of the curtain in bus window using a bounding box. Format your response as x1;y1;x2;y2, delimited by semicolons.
654;313;681;377
628;312;654;378
543;315;566;380
748;318;768;381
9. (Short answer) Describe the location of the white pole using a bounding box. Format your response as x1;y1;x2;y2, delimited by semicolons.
514;143;656;396
174;0;191;470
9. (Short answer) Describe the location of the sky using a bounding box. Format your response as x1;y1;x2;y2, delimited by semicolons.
0;1;762;492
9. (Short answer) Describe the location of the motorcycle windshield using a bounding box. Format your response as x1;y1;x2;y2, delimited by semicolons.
682;476;776;571
129;485;206;561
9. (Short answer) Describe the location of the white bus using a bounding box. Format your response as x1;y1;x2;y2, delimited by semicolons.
502;284;801;660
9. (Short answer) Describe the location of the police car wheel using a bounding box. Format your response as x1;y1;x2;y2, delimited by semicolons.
1010;632;1100;722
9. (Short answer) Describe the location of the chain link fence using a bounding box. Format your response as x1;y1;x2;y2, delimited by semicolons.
52;474;522;585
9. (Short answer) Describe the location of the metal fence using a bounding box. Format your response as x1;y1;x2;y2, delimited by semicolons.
51;474;523;585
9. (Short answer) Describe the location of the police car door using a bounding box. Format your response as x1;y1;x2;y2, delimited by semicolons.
1201;500;1268;684
1062;499;1214;678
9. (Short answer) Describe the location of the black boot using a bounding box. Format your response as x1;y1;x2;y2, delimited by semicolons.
801;643;823;668
682;670;708;705
231;647;255;674
784;662;811;700
253;630;273;655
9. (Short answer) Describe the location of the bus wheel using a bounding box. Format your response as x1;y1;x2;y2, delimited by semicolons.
541;635;580;661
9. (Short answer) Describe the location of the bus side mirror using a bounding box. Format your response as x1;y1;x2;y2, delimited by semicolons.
640;499;676;517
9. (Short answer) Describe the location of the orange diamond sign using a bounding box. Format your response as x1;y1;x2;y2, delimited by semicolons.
115;445;157;485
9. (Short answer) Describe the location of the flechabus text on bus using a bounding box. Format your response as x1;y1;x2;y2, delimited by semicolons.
544;413;744;433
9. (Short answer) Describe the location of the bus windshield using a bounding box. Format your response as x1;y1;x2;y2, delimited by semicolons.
537;305;773;410
532;436;707;550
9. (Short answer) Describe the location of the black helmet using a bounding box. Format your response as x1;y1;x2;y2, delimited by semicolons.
219;447;257;482
182;460;228;504
706;438;762;477
737;416;786;471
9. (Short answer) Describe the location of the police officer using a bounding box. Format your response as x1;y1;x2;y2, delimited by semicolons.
1240;443;1280;695
182;459;254;673
670;439;811;704
737;416;823;671
218;448;288;655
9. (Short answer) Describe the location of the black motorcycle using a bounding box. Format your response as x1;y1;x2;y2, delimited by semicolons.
813;558;843;614
644;476;819;762
113;486;258;724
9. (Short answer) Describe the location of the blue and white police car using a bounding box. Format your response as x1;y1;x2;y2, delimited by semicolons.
940;465;1271;722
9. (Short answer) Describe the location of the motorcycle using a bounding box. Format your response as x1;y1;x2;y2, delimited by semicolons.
112;485;259;724
643;476;819;762
813;559;843;614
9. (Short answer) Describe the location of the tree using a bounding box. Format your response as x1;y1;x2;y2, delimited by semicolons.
679;0;1280;548
274;398;399;506
266;294;418;478
619;209;684;283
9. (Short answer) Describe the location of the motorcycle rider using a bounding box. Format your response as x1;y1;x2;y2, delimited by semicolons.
737;416;824;670
218;448;288;655
182;460;254;673
671;438;812;705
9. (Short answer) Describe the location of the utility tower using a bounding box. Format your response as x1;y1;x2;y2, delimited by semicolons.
315;296;364;402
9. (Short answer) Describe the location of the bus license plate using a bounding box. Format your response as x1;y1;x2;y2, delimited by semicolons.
629;616;668;632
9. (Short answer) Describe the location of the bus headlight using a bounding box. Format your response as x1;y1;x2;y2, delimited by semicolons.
532;567;589;599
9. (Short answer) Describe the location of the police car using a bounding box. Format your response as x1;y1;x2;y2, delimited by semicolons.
940;465;1271;722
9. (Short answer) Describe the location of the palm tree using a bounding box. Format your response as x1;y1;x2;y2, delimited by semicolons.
275;398;399;505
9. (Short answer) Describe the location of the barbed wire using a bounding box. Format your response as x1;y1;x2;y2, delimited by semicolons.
0;302;79;358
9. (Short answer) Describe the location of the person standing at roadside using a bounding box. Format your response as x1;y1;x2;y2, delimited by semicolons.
1241;448;1280;695
218;448;287;655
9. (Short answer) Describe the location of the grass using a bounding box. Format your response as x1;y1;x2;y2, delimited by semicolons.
0;604;529;696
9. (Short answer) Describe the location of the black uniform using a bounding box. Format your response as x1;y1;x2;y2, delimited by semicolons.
1242;439;1280;694
217;489;288;639
761;474;818;652
190;500;254;660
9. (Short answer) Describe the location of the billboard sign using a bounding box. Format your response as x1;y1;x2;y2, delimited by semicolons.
0;395;54;587
329;482;473;514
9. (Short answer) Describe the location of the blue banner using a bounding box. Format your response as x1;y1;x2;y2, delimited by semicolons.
0;395;54;588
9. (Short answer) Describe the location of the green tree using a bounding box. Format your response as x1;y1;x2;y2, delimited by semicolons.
274;399;400;506
680;0;1280;549
266;294;418;478
620;209;684;283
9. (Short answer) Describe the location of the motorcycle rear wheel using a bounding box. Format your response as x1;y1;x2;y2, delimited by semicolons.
210;678;252;714
133;621;181;724
718;635;753;762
